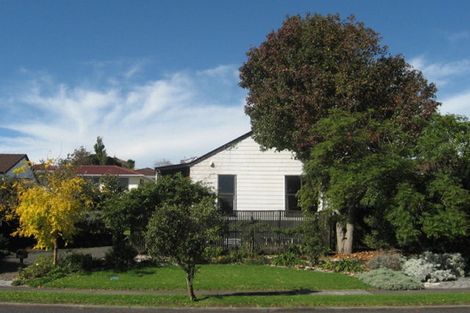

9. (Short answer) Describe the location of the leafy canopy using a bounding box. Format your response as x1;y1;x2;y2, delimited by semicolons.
240;14;438;159
13;163;92;250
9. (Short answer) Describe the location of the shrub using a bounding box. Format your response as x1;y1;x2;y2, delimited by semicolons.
357;268;423;290
17;255;55;280
402;258;435;282
319;258;364;273
211;249;244;264
429;270;456;283
272;251;302;267
104;242;137;270
402;252;466;282
60;253;93;272
367;253;402;271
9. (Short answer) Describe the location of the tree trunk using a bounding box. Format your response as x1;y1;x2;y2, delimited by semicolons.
336;222;354;254
52;238;58;266
186;269;196;301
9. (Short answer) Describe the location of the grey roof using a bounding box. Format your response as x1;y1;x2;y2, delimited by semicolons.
0;154;27;174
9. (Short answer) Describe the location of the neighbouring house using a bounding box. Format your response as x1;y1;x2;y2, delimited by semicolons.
0;154;36;181
75;165;154;190
155;132;304;215
134;167;157;181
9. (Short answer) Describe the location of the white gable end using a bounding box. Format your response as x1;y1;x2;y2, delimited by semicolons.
190;135;303;211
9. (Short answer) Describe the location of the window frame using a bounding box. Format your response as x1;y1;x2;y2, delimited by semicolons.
285;175;301;212
217;174;236;214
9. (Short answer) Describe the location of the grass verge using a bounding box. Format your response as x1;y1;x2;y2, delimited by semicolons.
41;264;368;291
1;290;470;307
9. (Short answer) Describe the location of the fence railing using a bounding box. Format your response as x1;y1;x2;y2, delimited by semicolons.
220;210;305;253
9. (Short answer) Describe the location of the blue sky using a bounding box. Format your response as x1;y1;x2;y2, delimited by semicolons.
1;0;470;167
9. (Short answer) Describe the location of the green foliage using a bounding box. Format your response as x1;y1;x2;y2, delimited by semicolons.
60;253;94;272
367;253;402;271
16;255;56;282
93;136;108;165
300;211;330;264
357;268;422;290
271;251;302;267
14;252;95;286
319;258;364;273
104;241;138;270
145;196;223;300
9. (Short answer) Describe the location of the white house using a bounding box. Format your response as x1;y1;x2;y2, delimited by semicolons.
156;132;304;214
0;154;36;181
75;165;154;190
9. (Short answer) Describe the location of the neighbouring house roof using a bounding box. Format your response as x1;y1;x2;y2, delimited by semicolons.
135;167;156;176
76;165;144;176
155;131;253;173
0;154;28;174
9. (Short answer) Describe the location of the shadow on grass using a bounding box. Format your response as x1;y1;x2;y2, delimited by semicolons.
196;288;315;301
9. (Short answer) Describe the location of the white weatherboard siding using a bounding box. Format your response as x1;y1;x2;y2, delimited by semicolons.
128;176;143;190
190;136;303;211
7;158;35;180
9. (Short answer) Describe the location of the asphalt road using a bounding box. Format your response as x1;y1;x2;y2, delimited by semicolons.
2;304;470;313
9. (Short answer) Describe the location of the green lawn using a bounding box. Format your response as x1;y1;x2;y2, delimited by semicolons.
43;264;368;291
1;290;470;307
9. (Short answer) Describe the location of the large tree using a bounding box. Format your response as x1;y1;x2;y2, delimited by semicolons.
239;14;439;253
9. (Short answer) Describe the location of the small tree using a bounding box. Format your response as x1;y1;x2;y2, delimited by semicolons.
145;197;222;301
14;163;91;265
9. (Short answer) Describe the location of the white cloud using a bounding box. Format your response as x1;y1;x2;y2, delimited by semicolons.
410;56;470;87
0;65;250;168
440;90;470;117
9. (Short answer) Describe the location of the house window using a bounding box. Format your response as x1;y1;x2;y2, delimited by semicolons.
218;175;236;214
285;176;301;211
118;177;129;189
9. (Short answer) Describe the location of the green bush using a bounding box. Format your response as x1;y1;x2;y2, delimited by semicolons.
367;253;402;271
14;255;63;286
104;242;137;270
210;249;244;264
60;253;93;272
319;258;364;273
357;268;423;290
17;255;54;280
272;251;302;267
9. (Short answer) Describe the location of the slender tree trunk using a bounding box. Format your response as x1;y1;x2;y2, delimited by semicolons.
186;269;196;301
336;222;354;254
52;237;58;266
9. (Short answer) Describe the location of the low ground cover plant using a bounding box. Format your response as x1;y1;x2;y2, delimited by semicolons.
318;258;364;273
357;268;422;290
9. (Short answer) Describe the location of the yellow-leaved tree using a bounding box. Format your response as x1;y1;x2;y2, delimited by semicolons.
14;163;91;265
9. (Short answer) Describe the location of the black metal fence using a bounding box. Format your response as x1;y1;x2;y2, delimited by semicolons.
220;210;306;253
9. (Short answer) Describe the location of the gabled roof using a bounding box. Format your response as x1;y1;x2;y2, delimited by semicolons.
135;167;156;176
76;165;144;176
0;154;28;174
155;131;253;172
